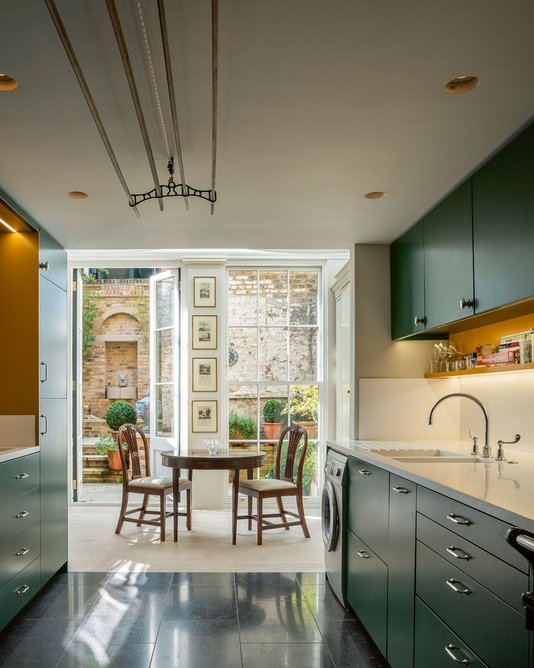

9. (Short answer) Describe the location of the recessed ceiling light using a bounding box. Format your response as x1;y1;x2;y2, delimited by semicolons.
444;75;479;94
67;191;88;199
0;73;17;91
364;191;388;200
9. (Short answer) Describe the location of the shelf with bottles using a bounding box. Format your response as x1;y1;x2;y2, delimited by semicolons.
425;361;534;378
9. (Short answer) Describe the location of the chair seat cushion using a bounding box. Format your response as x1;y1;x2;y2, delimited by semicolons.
128;476;190;490
239;478;296;493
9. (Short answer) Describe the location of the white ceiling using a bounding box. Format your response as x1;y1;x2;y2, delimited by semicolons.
1;0;534;251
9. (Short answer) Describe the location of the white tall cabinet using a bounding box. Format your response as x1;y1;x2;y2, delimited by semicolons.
331;263;352;441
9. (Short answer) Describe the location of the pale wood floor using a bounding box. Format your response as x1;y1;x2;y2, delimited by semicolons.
68;504;324;573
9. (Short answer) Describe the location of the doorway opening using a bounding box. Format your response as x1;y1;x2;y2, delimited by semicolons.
74;266;178;504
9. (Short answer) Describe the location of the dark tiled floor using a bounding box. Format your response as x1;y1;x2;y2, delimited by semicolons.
0;572;389;668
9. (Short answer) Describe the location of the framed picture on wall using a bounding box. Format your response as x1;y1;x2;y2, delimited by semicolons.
192;315;217;349
192;357;217;392
193;276;216;307
191;400;218;432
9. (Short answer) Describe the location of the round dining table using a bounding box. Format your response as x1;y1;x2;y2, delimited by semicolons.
161;449;266;544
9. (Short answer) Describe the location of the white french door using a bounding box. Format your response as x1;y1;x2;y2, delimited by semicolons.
149;269;180;475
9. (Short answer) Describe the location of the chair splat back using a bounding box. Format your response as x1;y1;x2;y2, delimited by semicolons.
117;423;150;482
276;425;308;486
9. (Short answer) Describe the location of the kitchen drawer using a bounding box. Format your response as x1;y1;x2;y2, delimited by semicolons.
0;487;40;538
347;530;388;656
416;540;529;668
0;454;40;505
417;486;525;572
0;522;40;589
0;556;40;632
415;598;488;668
417;513;527;613
348;458;389;556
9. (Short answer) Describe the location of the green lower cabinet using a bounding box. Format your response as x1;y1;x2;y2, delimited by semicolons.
347;530;388;656
415;598;488;668
416;541;529;668
387;475;416;668
0;556;41;632
348;459;389;557
0;522;40;590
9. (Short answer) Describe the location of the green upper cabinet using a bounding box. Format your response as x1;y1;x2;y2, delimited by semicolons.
424;181;474;328
391;224;425;339
39;227;67;291
473;123;534;314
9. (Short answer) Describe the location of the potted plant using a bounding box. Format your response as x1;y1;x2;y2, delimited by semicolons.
95;434;122;471
229;411;256;445
263;399;284;443
105;400;137;433
289;386;319;438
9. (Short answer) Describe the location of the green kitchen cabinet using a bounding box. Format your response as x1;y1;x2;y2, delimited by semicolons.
424;181;474;328
348;458;389;557
347;530;388;656
473;123;534;314
387;475;416;668
39;275;67;399
391;224;425;339
39;227;67;291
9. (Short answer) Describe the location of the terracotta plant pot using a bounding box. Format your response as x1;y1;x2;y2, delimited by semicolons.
293;421;318;439
107;450;122;471
263;422;283;443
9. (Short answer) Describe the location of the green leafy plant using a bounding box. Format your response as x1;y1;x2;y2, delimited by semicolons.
105;401;137;432
229;411;256;440
82;296;98;366
288;386;319;422
263;399;283;423
94;434;118;455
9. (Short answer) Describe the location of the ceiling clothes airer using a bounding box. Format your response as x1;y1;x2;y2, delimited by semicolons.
45;0;140;217
45;0;217;214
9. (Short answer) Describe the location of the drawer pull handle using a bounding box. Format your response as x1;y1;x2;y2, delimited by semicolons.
446;578;471;595
16;548;30;557
40;361;48;383
357;550;370;559
445;644;470;664
358;470;371;476
16;584;30;595
446;546;471;561
40;414;48;436
447;513;471;526
15;473;29;480
15;511;29;519
392;486;409;494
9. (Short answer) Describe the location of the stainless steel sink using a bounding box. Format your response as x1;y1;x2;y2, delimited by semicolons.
369;448;480;463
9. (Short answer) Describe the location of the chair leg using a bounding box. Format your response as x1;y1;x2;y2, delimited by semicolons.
276;497;289;529
186;487;192;531
257;497;263;546
248;495;253;531
160;494;166;542
296;493;310;538
115;490;129;535
137;494;149;526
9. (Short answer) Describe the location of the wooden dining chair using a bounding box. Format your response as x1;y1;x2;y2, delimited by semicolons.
236;425;310;545
114;423;192;542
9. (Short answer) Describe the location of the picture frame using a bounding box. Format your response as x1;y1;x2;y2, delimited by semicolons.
191;400;218;432
192;357;217;392
192;315;217;349
193;276;216;308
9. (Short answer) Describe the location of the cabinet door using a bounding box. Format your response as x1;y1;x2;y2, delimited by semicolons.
424;181;474;328
39;227;67;291
348;459;389;557
40;276;67;398
39;398;68;584
347;531;388;656
390;224;425;339
473;123;534;313
387;475;416;668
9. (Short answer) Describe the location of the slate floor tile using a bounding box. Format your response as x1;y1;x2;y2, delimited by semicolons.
57;641;154;668
238;596;322;643
241;642;335;668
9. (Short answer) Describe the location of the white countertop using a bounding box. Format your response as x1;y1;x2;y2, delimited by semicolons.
0;446;40;463
327;439;534;532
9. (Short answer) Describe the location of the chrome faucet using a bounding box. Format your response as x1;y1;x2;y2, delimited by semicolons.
428;393;490;458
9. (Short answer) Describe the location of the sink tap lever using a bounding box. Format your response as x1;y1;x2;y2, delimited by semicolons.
495;434;521;462
468;430;479;456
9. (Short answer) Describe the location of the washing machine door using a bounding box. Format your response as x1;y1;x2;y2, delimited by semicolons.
322;481;339;552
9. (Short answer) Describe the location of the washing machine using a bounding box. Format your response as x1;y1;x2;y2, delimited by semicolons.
322;449;348;606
